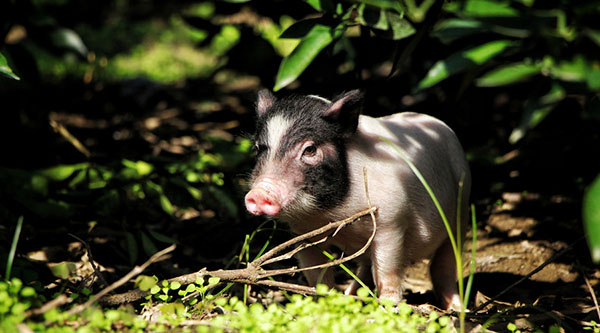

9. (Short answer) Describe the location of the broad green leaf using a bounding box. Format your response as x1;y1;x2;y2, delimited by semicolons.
274;23;345;91
49;262;77;279
444;0;518;17
159;194;175;215
509;83;565;144
304;0;336;12
280;18;322;39
584;174;600;263
135;275;158;291
433;19;486;44
0;52;20;80
385;11;415;40
476;62;542;87
418;40;513;89
550;56;587;82
39;163;88;181
305;0;322;11
121;159;154;179
150;285;161;294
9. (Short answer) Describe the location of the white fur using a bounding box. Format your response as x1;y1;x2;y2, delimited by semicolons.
266;114;292;160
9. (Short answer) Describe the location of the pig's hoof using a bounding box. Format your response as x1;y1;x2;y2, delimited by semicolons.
378;289;402;305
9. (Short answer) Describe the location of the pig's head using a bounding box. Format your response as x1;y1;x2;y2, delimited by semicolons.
244;89;363;220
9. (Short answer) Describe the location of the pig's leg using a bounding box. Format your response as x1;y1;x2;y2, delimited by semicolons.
430;238;461;310
370;237;404;303
343;260;372;296
296;247;336;288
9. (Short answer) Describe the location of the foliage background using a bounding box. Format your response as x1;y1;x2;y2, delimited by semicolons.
0;0;599;330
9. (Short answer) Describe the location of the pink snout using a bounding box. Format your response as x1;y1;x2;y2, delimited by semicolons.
245;188;281;216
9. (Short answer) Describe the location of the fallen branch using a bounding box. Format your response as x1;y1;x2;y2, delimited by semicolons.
100;206;377;306
63;244;176;318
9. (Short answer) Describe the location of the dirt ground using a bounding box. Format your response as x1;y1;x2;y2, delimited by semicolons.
5;78;597;332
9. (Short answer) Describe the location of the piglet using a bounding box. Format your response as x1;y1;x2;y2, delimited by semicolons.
244;90;471;309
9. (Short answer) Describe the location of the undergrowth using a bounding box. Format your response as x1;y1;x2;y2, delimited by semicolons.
1;277;453;332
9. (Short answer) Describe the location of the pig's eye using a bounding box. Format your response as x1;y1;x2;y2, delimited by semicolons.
302;144;317;157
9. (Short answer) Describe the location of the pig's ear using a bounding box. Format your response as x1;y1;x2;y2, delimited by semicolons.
322;90;363;136
257;89;276;117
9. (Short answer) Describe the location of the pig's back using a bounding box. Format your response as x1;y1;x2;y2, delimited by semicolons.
332;112;470;259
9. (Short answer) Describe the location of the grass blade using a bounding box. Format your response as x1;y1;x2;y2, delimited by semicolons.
6;216;24;280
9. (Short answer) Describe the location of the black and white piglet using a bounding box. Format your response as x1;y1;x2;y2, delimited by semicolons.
244;89;471;309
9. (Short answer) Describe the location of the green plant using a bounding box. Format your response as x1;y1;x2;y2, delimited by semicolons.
274;0;416;91
0;52;20;80
383;138;476;333
273;0;599;143
203;285;453;332
5;216;23;281
0;278;39;332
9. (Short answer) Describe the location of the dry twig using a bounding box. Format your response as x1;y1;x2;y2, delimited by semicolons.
63;244;176;318
100;206;377;306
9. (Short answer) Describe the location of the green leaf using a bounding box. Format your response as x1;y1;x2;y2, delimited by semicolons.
444;0;519;17
38;163;88;181
195;276;205;286
418;40;513;89
304;0;336;12
476;62;542;87
208;277;221;285
358;4;389;31
274;23;346;91
150;285;161;294
305;0;322;11
280;18;322;39
135;275;157;291
159;194;174;215
433;19;486;44
508;83;565;144
0;52;20;80
359;0;404;14
170;281;182;290
584;174;600;263
550;56;588;82
49;262;77;279
384;11;415;40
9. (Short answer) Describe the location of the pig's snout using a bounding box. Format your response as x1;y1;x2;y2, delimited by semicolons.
245;188;281;216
